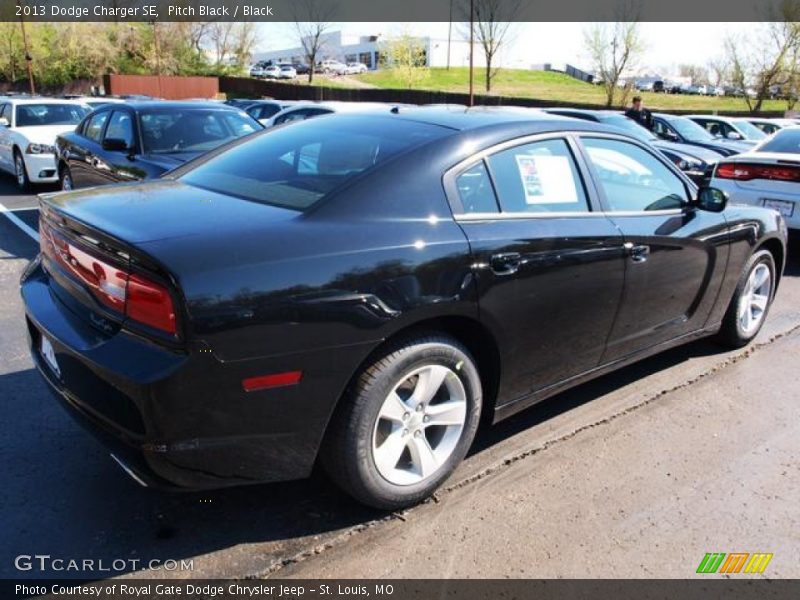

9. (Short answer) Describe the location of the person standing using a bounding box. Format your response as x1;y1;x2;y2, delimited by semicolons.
625;96;654;130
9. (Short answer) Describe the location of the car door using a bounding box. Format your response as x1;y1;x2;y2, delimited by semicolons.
95;109;140;185
68;109;110;188
0;103;12;173
446;134;627;406
576;135;730;362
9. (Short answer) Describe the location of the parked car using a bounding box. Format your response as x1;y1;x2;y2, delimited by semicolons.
23;107;786;509
262;101;393;128
652;80;665;93
55;101;262;190
747;119;783;135
278;65;297;79
544;108;723;185
319;60;348;75
686;115;768;143
0;97;91;190
262;66;282;79
710;126;800;229
249;65;265;78
651;113;753;157
346;62;369;74
62;96;126;110
293;63;310;75
242;100;295;124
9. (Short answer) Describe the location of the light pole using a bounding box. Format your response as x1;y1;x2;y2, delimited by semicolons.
468;0;474;106
17;1;35;95
446;0;452;70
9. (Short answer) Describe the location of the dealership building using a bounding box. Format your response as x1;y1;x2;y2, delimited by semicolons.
252;31;486;70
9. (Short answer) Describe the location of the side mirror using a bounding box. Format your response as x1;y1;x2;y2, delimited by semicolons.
694;187;728;212
0;117;8;127
726;131;743;140
664;130;679;141
102;137;131;152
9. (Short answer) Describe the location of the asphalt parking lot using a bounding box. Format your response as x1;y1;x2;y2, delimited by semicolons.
1;174;798;580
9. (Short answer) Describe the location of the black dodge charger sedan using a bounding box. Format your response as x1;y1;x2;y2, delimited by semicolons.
55;101;262;190
22;107;787;509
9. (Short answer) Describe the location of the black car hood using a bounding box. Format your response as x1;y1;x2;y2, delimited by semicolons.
141;152;201;172
41;180;298;244
652;140;722;163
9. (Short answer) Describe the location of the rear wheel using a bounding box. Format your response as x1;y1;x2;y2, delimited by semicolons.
717;249;776;347
14;150;29;192
322;334;482;510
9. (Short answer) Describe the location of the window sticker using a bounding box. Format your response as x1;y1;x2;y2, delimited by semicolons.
514;154;579;204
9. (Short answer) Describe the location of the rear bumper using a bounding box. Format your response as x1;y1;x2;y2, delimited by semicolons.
21;258;366;490
714;179;800;229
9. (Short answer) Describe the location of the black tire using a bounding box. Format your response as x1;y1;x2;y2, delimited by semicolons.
60;164;74;191
717;249;776;348
322;334;482;510
13;150;30;192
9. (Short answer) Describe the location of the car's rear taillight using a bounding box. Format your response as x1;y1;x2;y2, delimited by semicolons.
40;219;177;336
716;161;800;182
126;274;176;335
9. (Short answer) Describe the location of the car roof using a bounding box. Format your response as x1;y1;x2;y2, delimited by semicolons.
108;100;243;111
4;97;90;106
384;105;606;133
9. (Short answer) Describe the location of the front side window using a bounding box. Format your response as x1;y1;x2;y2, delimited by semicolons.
582;137;688;212
83;111;110;142
486;138;590;213
177;115;448;211
139;109;258;155
104;111;135;148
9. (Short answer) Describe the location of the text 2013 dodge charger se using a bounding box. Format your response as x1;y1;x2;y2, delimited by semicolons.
21;108;787;509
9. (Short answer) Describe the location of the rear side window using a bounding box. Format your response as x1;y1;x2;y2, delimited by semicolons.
456;162;498;213
178;115;448;211
487;139;590;213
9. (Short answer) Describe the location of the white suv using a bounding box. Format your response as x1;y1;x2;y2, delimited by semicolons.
0;97;90;190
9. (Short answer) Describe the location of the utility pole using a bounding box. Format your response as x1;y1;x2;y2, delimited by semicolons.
17;1;35;95
468;0;474;106
446;0;452;70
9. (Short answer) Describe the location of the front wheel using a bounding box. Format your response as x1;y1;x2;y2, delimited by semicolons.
14;151;30;192
60;165;74;191
717;249;776;348
322;334;482;510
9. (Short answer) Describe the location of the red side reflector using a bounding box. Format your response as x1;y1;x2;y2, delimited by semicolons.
242;371;303;392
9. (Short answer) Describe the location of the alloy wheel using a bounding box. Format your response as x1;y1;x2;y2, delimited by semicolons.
15;155;25;187
372;364;467;486
738;263;771;335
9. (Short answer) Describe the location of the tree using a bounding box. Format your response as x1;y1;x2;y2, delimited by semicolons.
291;0;335;84
583;2;644;107
380;34;430;89
722;3;800;112
207;22;256;68
459;0;520;93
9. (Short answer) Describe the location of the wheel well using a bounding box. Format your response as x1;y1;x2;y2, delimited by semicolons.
333;316;502;429
757;238;784;289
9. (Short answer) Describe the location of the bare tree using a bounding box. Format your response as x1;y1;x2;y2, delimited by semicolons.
583;2;644;107
679;64;709;85
707;57;728;88
723;2;800;112
292;0;335;84
459;0;520;93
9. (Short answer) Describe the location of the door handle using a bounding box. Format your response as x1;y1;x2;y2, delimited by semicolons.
624;242;650;263
490;252;522;275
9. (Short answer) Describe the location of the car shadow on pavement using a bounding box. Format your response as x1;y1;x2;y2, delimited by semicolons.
2;232;798;581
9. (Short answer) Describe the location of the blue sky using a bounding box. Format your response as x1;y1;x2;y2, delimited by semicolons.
255;22;757;73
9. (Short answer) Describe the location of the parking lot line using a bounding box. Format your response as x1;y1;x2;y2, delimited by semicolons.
0;201;39;243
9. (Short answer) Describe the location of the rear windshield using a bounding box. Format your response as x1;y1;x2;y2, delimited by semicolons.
756;128;800;153
178;115;449;211
15;103;89;126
